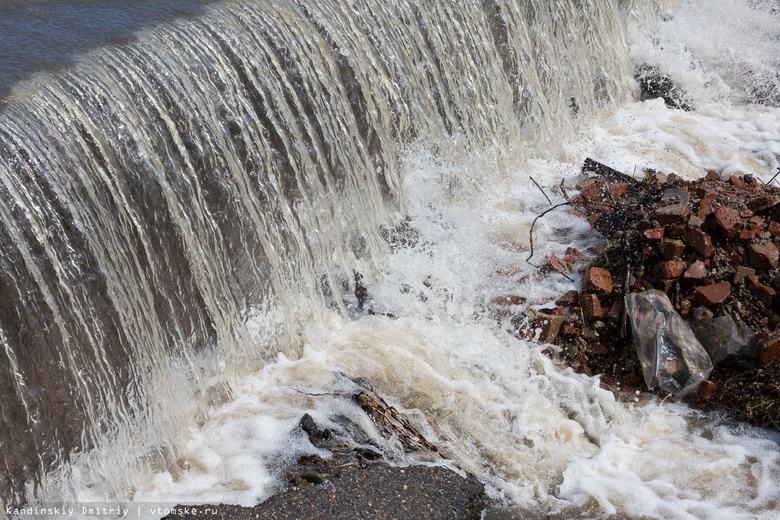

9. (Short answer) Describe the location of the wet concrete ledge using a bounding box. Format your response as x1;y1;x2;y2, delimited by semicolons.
162;462;485;520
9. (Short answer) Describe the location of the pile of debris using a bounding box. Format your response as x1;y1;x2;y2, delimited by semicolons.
521;159;780;430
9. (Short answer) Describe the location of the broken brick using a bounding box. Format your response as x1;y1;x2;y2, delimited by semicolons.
713;206;742;237
694;281;731;306
661;238;686;259
580;294;605;320
641;227;665;244
582;267;614;294
747;243;780;270
652;261;687;280
655;204;690;225
755;331;780;366
555;290;579;306
684;228;714;258
682;260;708;283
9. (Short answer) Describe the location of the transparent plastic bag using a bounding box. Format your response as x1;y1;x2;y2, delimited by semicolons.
625;290;713;397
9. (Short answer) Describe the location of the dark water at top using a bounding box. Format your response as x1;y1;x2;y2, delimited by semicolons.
0;0;217;102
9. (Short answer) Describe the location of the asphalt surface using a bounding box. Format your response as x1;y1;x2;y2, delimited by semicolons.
162;463;485;520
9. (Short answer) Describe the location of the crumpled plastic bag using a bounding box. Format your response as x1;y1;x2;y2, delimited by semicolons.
625;289;713;397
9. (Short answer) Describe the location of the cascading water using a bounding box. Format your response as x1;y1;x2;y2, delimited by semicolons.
5;0;780;517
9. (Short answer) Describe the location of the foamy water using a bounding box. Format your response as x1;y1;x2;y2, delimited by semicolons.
17;1;780;518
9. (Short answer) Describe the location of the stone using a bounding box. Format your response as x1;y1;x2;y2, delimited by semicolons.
684;229;714;258
582;267;614;294
661;238;686;259
705;171;721;181
555;290;579;306
755;331;780;366
712;206;741;237
733;266;756;285
652;261;687;279
580;294;605;320
688;215;704;229
682;260;708;283
694;281;731;306
655;204;690;225
739;209;754;219
747;243;780;270
662;188;690;205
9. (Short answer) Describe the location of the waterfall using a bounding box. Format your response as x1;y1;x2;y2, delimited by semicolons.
0;0;679;504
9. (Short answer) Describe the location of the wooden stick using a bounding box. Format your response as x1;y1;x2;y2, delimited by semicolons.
529;175;552;205
526;202;572;261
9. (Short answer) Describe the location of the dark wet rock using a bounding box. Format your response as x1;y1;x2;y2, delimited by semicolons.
636;63;692;110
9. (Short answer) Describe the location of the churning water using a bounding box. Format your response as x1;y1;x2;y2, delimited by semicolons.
1;0;780;518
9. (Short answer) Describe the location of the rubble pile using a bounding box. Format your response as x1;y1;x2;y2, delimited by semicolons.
522;159;780;430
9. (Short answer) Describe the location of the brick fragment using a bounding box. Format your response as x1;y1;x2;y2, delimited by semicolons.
652;261;687;280
770;221;780;237
739;229;758;242
493;295;526;306
582;267;614;294
748;280;776;303
580;294;604;320
755;331;780;366
682;260;708;283
655;204;690;225
695;187;718;202
661;238;686;259
694;281;731;306
748;195;780;212
536;314;565;344
641;227;664;244
684;228;714;258
555;290;579;306
733;266;756;285
747;243;780;270
713;206;741;237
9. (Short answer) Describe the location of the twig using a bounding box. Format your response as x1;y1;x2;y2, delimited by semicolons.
526;202;572;261
529;175;552;205
768;167;780;187
559;178;570;201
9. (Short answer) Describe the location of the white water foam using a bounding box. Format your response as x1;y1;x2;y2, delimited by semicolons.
40;1;780;518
